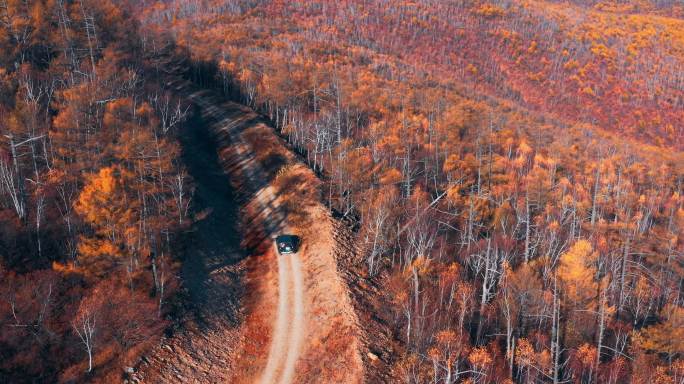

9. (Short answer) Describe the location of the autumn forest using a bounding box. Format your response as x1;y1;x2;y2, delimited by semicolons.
1;0;683;383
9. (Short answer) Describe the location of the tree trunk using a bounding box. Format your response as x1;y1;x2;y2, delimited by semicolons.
552;274;561;384
590;167;600;226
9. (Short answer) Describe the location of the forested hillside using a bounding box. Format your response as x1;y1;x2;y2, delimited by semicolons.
139;0;684;383
1;0;683;383
145;0;684;149
0;1;191;381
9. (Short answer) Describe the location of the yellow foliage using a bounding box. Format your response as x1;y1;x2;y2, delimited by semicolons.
73;166;136;277
576;343;597;367
527;71;544;82
74;167;132;226
408;256;432;277
517;139;533;156
466;63;478;76
563;60;579;71
515;338;536;367
379;168;403;185
634;304;684;356
467;346;492;369
558;240;598;308
435;329;458;346
474;3;505;19
590;43;614;61
51;261;82;275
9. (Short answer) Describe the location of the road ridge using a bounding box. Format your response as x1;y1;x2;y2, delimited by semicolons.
260;246;291;384
190;89;306;384
137;77;363;383
281;253;305;384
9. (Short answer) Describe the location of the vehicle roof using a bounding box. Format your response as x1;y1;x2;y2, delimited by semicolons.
276;234;297;243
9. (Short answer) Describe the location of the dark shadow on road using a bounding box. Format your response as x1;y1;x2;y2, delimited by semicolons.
177;103;247;330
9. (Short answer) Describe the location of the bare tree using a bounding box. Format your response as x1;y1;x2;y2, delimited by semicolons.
150;93;189;134
169;170;192;225
0;154;25;219
72;304;97;373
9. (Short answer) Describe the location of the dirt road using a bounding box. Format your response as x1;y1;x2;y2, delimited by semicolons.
188;90;315;384
260;250;305;384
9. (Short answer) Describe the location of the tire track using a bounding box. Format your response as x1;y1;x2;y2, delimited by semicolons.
259;246;305;384
260;247;291;384
280;253;305;384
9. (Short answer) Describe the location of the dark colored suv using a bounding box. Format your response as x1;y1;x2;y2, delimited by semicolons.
276;235;300;255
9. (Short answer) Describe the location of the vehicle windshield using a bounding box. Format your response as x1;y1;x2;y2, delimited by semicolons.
276;235;299;253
